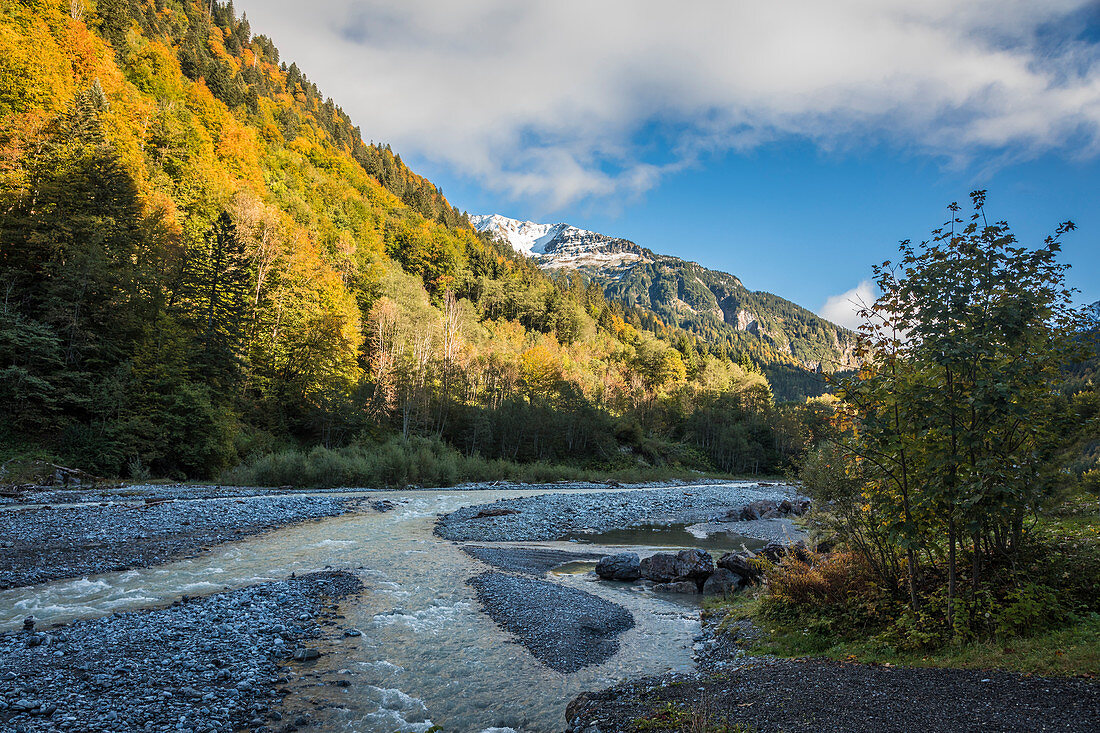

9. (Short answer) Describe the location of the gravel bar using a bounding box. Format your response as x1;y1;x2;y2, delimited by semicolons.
0;478;734;506
461;546;606;576
0;497;360;589
437;484;801;542
468;572;634;673
0;570;363;732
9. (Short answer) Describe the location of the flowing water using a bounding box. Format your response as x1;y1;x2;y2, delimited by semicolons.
0;486;760;733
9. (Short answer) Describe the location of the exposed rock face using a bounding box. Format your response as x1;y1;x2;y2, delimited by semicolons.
702;568;742;596
595;553;642;581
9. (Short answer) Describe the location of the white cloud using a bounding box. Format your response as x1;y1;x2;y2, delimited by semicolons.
235;0;1100;210
820;280;877;330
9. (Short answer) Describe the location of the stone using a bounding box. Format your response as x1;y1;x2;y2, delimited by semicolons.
759;541;788;563
652;581;699;594
738;499;778;521
292;648;320;662
717;552;762;583
595;553;641;581
702;568;742;596
342;628;362;637
639;553;680;583
671;549;714;583
473;507;520;519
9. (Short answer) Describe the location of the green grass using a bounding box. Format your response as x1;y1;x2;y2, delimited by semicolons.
698;489;1100;679
706;560;1100;678
745;609;1100;677
218;435;752;489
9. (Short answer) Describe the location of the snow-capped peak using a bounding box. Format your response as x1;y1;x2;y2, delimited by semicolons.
470;213;651;272
468;214;560;256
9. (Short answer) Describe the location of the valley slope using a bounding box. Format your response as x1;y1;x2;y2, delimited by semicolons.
471;214;858;383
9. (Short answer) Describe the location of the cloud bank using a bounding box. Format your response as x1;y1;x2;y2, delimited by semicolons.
821;280;877;331
237;0;1100;209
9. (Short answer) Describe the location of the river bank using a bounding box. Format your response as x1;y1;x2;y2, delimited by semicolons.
0;570;361;732
565;593;1100;733
0;496;360;589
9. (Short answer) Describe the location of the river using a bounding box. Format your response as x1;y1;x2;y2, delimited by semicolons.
1;485;767;732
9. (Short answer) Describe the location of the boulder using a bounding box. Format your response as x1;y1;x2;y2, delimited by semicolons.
758;541;788;563
717;552;762;583
672;549;714;583
652;581;699;594
739;499;779;521
640;550;715;584
595;553;642;581
640;552;680;583
702;568;742;596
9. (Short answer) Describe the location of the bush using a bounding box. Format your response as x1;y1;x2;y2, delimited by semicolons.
764;550;875;608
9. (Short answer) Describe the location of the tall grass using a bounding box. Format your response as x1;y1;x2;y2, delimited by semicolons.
220;435;715;488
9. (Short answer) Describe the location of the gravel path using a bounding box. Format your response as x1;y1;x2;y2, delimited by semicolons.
438;484;800;542
566;659;1100;733
468;572;635;673
567;612;1100;733
0;570;362;732
461;546;606;576
0;497;359;589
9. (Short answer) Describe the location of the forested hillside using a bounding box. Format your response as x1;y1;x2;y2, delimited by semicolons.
0;0;830;483
470;214;858;401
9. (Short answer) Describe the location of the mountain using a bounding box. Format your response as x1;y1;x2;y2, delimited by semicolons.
470;214;858;380
0;0;827;481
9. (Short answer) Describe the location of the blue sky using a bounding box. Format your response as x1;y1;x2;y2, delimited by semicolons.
237;0;1100;326
407;139;1100;323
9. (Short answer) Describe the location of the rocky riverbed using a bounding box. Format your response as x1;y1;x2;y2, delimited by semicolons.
0;496;360;589
0;570;362;732
436;483;803;543
0;478;732;507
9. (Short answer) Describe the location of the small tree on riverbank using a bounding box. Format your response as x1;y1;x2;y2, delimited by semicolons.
809;191;1087;629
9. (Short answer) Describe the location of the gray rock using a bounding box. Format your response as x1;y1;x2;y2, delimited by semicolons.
739;499;780;521
671;549;714;583
595;553;641;581
717;552;762;583
652;581;699;594
292;648;321;661
640;552;680;582
759;541;788;562
702;568;742;596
